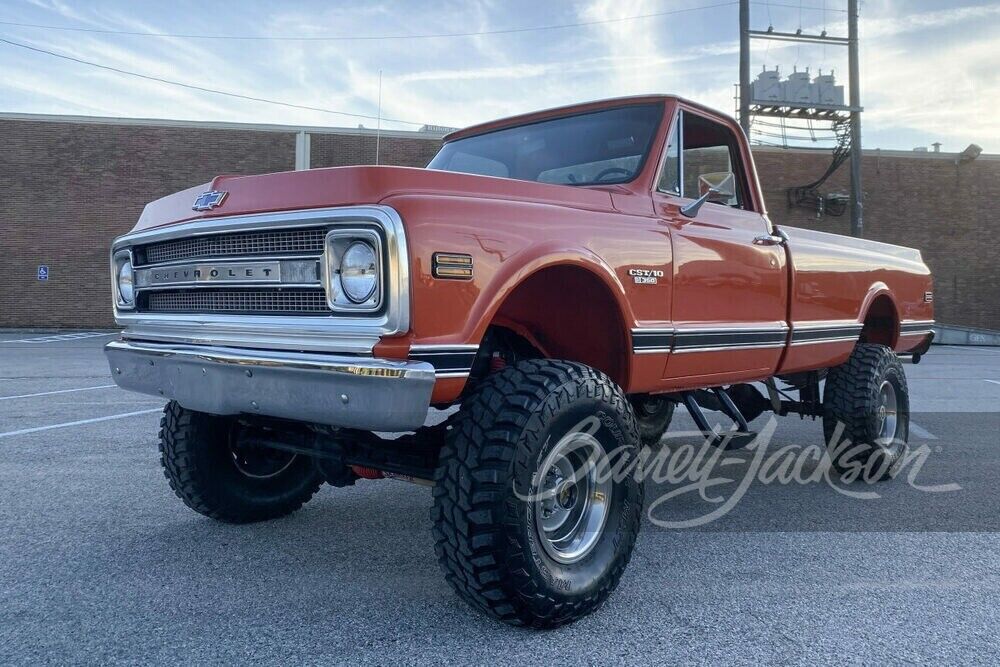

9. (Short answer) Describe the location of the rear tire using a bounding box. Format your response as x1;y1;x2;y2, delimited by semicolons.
630;394;675;446
823;344;909;481
432;360;643;628
159;401;322;523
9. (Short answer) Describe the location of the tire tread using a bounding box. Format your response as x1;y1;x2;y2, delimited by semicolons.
158;401;321;524
431;359;642;628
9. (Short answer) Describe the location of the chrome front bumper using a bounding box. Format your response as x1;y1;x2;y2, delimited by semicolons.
105;340;436;431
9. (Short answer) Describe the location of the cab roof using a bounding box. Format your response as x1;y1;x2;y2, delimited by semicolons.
442;94;734;143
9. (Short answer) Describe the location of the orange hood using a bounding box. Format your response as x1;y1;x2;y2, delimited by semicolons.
132;166;616;233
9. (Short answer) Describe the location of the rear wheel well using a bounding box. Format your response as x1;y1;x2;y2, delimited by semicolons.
859;295;898;347
473;265;630;389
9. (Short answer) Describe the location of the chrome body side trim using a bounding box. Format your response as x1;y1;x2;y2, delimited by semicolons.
408;344;480;377
631;323;789;354
789;320;863;346
105;340;435;431
409;344;481;352
671;342;787;354
631;328;675;354
669;322;790;334
788;336;860;347
111;206;411;354
791;319;863;330
899;319;936;336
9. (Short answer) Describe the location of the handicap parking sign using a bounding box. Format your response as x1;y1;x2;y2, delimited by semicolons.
37;265;49;281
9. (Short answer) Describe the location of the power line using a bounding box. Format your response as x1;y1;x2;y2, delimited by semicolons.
753;1;846;11
0;3;739;42
0;36;428;126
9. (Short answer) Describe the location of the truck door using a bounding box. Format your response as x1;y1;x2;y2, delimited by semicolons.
651;107;788;384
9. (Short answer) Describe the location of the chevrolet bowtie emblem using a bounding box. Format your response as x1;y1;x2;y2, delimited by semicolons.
192;190;228;211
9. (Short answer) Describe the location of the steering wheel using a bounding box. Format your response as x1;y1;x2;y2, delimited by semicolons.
593;167;631;182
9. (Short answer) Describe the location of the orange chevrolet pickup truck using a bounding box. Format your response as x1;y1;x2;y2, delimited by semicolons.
106;95;934;627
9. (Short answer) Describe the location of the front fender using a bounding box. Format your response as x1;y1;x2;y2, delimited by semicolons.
463;240;634;345
383;193;645;348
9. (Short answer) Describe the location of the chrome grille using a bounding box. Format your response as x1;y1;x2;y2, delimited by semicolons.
139;228;327;265
146;289;329;314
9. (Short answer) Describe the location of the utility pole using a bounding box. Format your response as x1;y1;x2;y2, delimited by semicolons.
738;0;863;236
847;0;863;237
739;0;750;135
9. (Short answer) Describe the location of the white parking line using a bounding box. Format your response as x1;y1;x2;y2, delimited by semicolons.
938;345;1000;354
985;380;1000;387
0;332;116;344
0;384;117;401
909;422;938;440
0;409;161;439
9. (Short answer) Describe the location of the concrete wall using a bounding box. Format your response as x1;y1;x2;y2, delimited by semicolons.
0;113;996;331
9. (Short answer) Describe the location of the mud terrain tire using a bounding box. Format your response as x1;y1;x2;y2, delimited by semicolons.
823;344;910;481
432;360;643;628
630;394;675;446
159;401;322;523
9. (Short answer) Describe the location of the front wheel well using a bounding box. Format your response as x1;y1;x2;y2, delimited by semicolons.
474;265;630;389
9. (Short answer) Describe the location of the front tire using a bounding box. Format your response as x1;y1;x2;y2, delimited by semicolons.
823;344;910;480
432;360;643;628
159;401;322;523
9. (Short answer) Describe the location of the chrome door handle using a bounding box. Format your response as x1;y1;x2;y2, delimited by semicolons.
753;234;785;246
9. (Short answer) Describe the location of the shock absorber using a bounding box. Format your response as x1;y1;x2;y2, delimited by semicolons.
490;352;508;373
350;465;384;480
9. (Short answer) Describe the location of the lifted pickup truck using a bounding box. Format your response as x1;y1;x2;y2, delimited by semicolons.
107;95;934;627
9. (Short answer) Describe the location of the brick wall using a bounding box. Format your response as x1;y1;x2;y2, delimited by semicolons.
310;133;441;169
0;118;440;329
0;119;297;329
0;115;996;331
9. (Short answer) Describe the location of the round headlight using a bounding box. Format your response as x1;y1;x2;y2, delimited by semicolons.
340;241;378;303
117;260;134;305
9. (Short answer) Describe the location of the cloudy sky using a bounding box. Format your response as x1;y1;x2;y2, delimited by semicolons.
0;0;997;152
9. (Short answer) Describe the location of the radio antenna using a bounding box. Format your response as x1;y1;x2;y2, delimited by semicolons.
375;69;382;165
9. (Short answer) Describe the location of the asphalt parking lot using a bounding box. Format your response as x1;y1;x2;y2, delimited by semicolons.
1;333;998;664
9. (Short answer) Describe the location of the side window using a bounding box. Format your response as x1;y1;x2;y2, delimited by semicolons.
683;145;738;207
443;151;509;178
680;112;745;209
656;119;681;195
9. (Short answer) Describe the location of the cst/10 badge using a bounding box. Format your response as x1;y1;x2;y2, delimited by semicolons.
628;268;664;285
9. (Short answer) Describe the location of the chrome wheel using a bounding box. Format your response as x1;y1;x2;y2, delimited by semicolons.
230;433;297;480
876;379;900;446
534;432;612;564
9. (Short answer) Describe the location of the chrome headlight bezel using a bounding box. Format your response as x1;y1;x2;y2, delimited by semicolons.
113;248;135;310
323;228;383;312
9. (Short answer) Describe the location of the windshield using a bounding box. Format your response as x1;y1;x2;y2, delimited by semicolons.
427;103;663;187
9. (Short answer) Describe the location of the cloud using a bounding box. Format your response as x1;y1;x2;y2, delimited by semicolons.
579;0;672;95
853;2;1000;149
0;0;996;150
863;2;1000;38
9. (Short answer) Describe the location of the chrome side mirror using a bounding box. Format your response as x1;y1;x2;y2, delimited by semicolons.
680;188;720;218
680;172;736;218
